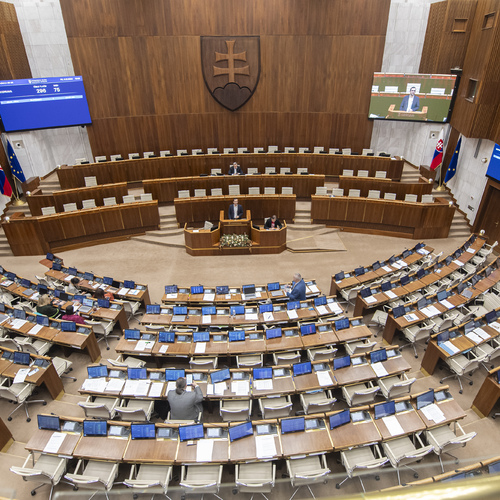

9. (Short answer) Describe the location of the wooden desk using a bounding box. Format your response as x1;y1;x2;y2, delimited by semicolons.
292;369;336;393
472;367;500;417
229;429;282;462
0;417;13;452
421;336;475;375
73;435;129;461
373;409;426;440
280;426;333;457
252;375;296;397
333;363;376;386
328;412;381;450
416;399;466;429
176;438;229;464
123;435;179;464
25;429;81;456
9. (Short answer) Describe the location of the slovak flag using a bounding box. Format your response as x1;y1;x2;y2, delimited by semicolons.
430;129;444;171
0;165;12;197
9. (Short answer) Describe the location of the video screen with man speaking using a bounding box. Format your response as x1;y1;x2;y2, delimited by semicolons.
368;73;457;123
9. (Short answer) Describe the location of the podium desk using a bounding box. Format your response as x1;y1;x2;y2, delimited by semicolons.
373;408;426;440
176;438;229;464
220;210;251;235
26;428;81;457
328;415;381;450
229;428;282;462
280;426;333;457
387;104;428;120
73;435;129;461
123;436;179;464
472;367;500;417
333;363;377;386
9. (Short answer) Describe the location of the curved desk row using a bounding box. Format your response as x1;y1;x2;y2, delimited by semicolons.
56;153;404;189
311;195;455;239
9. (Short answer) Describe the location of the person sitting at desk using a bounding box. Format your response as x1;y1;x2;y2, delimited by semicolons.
36;294;60;318
65;277;80;295
228;162;243;175
228;198;244;220
286;273;306;301
167;377;203;421
61;305;86;325
94;287;114;301
264;215;282;230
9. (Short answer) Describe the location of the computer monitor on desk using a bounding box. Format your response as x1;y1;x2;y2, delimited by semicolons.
329;409;350;429
266;327;282;339
131;423;156;439
229;421;253;442
179;424;204;441
374;400;396;419
38;414;60;431
83;420;108;437
416;389;434;410
281;417;305;434
293;361;312;377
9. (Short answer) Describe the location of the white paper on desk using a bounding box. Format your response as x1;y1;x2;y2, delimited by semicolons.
382;266;392;272
166;293;178;299
122;379;140;396
231;380;250;396
43;432;66;454
105;378;124;392
203;293;215;302
403;313;419;322
13;368;30;384
315;305;328;315
382;415;405;436
82;377;107;392
256;434;277;458
254;379;273;391
417;248;430;255
27;324;44;336
214;382;226;395
11;318;28;329
135;340;154;351
364;296;377;304
31;292;40;301
99;284;107;289
202;315;212;325
421;403;445;423
287;309;298;320
439;299;454;309
384;291;397;299
0;280;13;287
308;285;319;294
396;260;407;268
392;262;402;269
159;344;169;353
453;259;464;266
195;342;207;354
91;283;100;289
63;276;72;281
371;362;389;378
490;322;500;333
263;312;274;322
466;332;483;344
135;380;151;396
328;302;343;315
196;439;214;462
474;327;490;340
245;313;259;321
129;289;140;296
149;382;164;398
255;291;262;298
421;305;440;318
207;384;214;395
225;294;231;299
28;367;39;376
466;248;476;254
317;371;333;387
166;381;176;393
442;340;460;354
118;288;130;295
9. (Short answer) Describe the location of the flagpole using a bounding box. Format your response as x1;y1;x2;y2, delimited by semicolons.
435;161;446;191
11;177;25;206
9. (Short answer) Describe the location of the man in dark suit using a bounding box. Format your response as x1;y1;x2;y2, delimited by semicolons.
264;215;282;230
399;87;420;112
228;162;243;175
286;273;306;301
228;198;243;219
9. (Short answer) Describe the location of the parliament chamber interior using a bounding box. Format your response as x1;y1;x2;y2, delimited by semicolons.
0;1;500;499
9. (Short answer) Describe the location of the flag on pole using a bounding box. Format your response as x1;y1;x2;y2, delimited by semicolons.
444;136;462;183
6;140;26;183
430;129;444;171
0;165;13;197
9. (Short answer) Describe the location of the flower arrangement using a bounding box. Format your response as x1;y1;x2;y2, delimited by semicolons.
220;233;251;247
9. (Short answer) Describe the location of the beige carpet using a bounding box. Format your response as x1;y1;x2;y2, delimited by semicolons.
286;228;346;252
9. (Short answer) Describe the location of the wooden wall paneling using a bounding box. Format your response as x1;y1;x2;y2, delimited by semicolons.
38;217;66;247
120;204;142;230
100;206;124;232
57;212;86;239
381;201;405;227
310;195;330;221
174;198;193;225
2;216;45;256
79;209;105;236
363;200;385;224
26;192;55;216
138;202;160;229
420;1;448;73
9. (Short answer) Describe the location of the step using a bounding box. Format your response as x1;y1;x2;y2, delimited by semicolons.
131;234;185;249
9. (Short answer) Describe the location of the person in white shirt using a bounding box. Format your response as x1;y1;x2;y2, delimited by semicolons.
399;87;420;112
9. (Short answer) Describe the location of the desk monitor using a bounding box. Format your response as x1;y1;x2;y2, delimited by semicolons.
400;275;410;286
392;305;406;318
242;284;256;295
37;284;49;295
37;414;60;431
46;252;55;261
128;367;147;380
230;305;245;316
360;288;372;298
354;267;365;277
287;301;300;310
0;303;4;313
202;306;216;316
381;281;393;292
193;331;210;343
131;423;156;439
436;290;449;302
334;271;345;281
437;330;450;344
267;282;280;291
179;423;204;441
333;355;351;370
5;271;16;280
253;367;273;380
36;315;50;327
229;421;253;442
14;309;26;320
402;249;411;259
485;310;498;323
74;294;85;303
281;417;305;434
165;368;185;381
335;318;350;331
61;321;76;332
293;361;312;377
416;389;435;410
165;285;178;294
81;271;93;281
485;266;493;277
159;331;175;343
216;285;229;294
83;419;108;437
67;267;77;276
191;285;204;294
416;297;428;310
20;278;31;288
96;298;109;309
52;262;62;271
496;371;500;385
211;368;231;384
374;400;396;419
124;329;141;340
329;409;350;429
489;461;500;474
229;330;245;342
259;303;273;313
266;327;282;339
146;304;161;314
82;298;94;308
103;276;113;286
372;261;381;271
87;365;108;378
124;280;135;289
305;418;321;430
464;320;480;334
300;324;316;335
444;256;453;266
314;296;327;306
13;351;30;365
416;268;425;279
370;348;387;364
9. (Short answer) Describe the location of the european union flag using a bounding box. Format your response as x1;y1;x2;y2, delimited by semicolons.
7;140;26;183
444;136;462;184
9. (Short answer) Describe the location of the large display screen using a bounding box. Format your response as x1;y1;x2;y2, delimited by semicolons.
486;144;500;182
368;73;456;123
0;76;92;132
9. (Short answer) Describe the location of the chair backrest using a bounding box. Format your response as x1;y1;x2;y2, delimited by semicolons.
211;168;222;175
159;150;171;157
280;167;291;174
297;167;308;174
248;187;260;195
342;148;352;155
63;202;78;212
237;147;248;154
110;154;122;161
140;193;153;202
348;189;360;198
264;187;276;195
84;176;97;187
313;147;324;154
254;147;265;153
404;193;418;202
375;170;387;178
128;153;140;159
95;156;107;162
329;148;339;154
177;149;188;156
342;169;354;177
368;190;380;199
122;195;135;204
384;192;396;200
211;188;223;196
315;186;328;196
387;377;416;399
362;148;373;156
282;186;293;195
178;190;190;198
75;158;87;165
224;148;234;154
192;149;203;155
349;386;380;406
220;400;251;421
265;167;276;174
143;151;155;158
229;185;240;196
194;189;206;197
103;197;117;206
247;168;258;175
332;188;344;197
82;199;96;209
421;194;434;203
358;170;369;177
41;206;56;215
